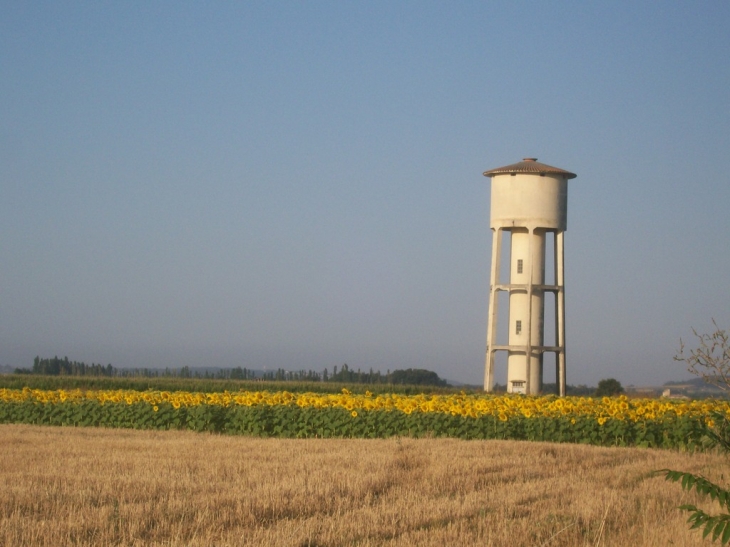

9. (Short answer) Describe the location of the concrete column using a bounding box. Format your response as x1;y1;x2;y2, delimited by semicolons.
506;228;545;394
553;231;560;391
556;230;566;397
525;228;533;395
483;227;501;391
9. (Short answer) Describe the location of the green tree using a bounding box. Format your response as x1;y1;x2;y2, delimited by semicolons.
594;378;624;397
389;368;447;387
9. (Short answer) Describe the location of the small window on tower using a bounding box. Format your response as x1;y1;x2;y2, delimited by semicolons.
516;320;522;335
517;259;523;274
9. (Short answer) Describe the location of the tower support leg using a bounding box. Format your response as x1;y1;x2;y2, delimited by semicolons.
484;228;501;391
555;231;566;397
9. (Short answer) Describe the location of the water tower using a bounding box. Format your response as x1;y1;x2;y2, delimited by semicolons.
483;158;577;396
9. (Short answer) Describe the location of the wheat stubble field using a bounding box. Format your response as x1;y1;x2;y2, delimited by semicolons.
1;424;726;546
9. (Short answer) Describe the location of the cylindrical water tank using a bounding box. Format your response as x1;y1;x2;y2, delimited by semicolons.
487;158;574;231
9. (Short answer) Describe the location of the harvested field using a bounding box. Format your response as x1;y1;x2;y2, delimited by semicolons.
1;424;726;546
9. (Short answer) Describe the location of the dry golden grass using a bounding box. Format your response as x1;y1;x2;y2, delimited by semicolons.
1;424;727;546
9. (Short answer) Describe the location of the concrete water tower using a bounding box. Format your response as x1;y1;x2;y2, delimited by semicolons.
483;158;577;396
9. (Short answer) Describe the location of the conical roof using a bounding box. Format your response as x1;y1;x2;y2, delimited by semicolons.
483;158;576;179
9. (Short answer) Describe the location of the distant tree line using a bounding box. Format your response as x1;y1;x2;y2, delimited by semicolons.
15;358;450;387
21;356;115;377
327;365;448;386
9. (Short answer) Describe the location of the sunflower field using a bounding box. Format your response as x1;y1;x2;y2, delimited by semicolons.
1;387;727;448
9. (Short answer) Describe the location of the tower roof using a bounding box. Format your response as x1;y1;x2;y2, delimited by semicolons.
483;158;577;179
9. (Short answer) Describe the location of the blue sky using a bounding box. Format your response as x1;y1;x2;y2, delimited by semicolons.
1;1;729;386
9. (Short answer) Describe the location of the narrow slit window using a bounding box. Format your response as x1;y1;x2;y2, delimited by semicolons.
515;320;522;335
517;259;523;274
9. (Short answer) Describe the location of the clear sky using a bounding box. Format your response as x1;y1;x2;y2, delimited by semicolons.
2;1;729;386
